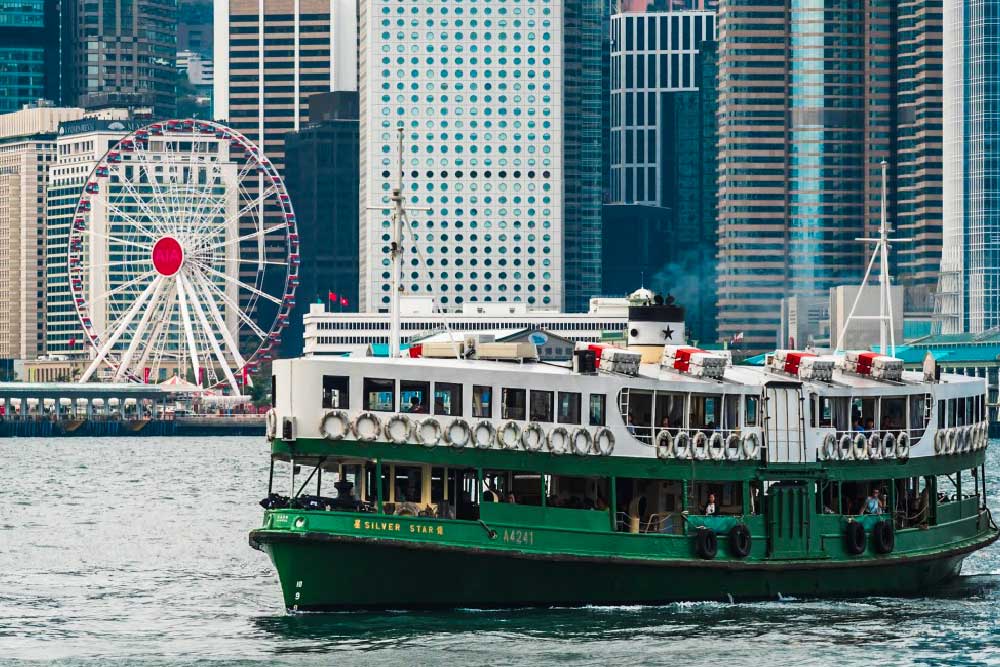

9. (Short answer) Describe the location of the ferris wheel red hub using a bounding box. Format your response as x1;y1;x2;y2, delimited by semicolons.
151;236;184;276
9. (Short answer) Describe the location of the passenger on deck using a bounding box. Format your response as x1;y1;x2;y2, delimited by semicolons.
863;489;884;515
506;493;516;504
854;418;864;432
627;413;636;435
704;493;717;515
864;418;875;433
407;396;425;413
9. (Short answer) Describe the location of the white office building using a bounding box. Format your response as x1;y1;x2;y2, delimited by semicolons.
358;0;564;313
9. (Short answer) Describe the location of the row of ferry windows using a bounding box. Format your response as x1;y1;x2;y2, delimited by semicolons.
322;375;607;426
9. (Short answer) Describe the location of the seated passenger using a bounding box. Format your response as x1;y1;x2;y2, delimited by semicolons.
407;395;425;413
703;493;717;515
864;418;875;433
863;488;884;515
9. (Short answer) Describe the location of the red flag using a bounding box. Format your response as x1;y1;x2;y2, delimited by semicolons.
328;291;337;301
68;337;76;346
198;367;204;385
143;367;150;383
340;296;348;306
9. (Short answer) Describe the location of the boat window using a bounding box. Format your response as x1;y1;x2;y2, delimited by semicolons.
745;396;758;427
851;397;876;431
400;380;430;413
271;374;276;407
434;382;463;416
431;467;446;503
589;394;606;426
938;399;946;429
880;397;906;431
393;466;423;504
724;395;740;430
653;391;684;430
363;377;395;412
557;391;581;424
621;389;653;442
910;394;930;435
322;375;349;409
530;390;554;422
690;394;722;430
948;398;957;427
473;385;492;418
502;388;526;420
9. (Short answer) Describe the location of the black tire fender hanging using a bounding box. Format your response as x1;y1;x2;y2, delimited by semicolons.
872;521;895;554
695;527;718;560
845;521;866;556
728;523;752;559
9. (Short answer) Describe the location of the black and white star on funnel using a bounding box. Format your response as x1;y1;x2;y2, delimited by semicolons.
662;327;674;340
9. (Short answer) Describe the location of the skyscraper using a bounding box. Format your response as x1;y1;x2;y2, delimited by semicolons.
939;0;1000;333
213;0;357;170
0;0;68;114
607;9;718;341
716;1;939;350
70;0;178;118
358;0;564;312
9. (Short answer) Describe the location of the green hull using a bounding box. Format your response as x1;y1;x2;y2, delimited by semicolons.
251;521;997;610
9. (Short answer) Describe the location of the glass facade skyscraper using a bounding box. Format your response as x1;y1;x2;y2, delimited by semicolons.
0;0;67;113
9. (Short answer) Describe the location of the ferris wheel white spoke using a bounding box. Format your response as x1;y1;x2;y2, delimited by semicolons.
200;264;283;305
175;272;202;386
193;220;287;257
131;146;177;234
133;281;176;379
193;184;278;254
188;270;249;369
180;272;240;392
90;269;157;304
103;196;160;241
195;274;268;340
82;228;154;253
77;258;153;273
79;276;163;383
113;277;168;380
106;160;170;236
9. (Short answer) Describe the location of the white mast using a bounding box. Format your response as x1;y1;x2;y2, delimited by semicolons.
834;161;909;357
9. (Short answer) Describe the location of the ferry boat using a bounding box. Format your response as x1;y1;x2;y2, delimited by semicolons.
250;154;997;610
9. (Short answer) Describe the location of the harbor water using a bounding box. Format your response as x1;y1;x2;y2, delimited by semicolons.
1;437;998;666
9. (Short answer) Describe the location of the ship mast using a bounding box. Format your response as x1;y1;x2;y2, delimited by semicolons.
834;161;908;357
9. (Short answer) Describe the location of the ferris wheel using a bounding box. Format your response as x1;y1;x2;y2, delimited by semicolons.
70;119;299;392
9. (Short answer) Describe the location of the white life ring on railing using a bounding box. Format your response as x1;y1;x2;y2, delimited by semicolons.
946;428;957;455
497;421;521;450
522;422;546;452
868;432;882;461
820;433;838;461
415;417;442;446
853;433;868;460
547;425;570;455
594;427;615;456
708;432;725;461
674;431;691;459
896;431;910;461
726;432;742;461
446;418;472;448
474;420;495;449
570;427;593;456
383;413;412;444
981;422;989;450
975;423;985;450
655;430;674;459
265;409;277;439
741;431;760;460
320;410;350;441
935;429;948;455
839;433;854;460
692;431;709;460
352;411;381;442
882;431;897;459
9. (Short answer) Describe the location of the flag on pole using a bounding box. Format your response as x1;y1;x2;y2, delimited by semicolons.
68;337;76;347
340;296;348;306
143;367;150;384
328;291;337;302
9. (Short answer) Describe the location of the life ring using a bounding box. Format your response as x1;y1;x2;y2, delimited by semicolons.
821;433;838;461
497;421;522;450
594;427;615;456
415;417;442;446
352;411;381;442
741;431;760;460
473;420;496;449
845;520;866;556
692;431;709;460
674;431;691;459
935;429;947;455
319;410;350;441
867;432;882;461
546;425;570;455
522;422;546;452
946;428;957;455
962;426;973;453
975;423;985;450
725;432;742;461
839;433;854;460
708;432;725;461
570;427;593;456
655;430;674;459
728;524;751;559
852;433;868;460
694;527;718;560
872;521;895;554
882;431;896;459
446;418;472;448
383;413;412;444
265;409;277;439
896;431;910;461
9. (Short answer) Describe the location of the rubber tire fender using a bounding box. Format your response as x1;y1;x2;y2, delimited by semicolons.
845;521;866;556
695;527;718;560
728;524;752;559
872;520;895;555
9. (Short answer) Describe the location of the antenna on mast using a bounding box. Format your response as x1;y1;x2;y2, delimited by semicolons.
834;161;909;357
